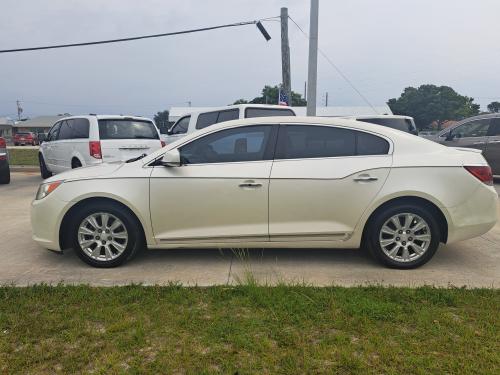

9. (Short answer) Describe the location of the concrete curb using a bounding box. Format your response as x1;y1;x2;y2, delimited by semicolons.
10;165;39;173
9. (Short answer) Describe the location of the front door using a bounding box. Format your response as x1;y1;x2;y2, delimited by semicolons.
269;124;392;241
149;124;277;243
441;118;490;151
484;117;500;175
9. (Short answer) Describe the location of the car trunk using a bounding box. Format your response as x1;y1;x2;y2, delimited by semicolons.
98;119;162;163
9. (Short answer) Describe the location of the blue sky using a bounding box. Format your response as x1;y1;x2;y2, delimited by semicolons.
1;0;499;118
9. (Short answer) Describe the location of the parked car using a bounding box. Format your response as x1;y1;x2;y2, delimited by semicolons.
31;116;497;269
431;114;500;176
13;132;38;146
164;104;296;145
38;115;164;178
0;137;10;184
343;115;418;135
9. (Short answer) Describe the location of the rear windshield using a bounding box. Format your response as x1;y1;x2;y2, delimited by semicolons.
358;118;415;133
16;132;31;136
98;119;159;140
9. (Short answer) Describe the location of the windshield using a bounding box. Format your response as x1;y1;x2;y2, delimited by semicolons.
98;119;159;140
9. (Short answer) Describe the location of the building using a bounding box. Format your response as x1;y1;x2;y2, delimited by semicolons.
168;105;392;123
13;115;68;135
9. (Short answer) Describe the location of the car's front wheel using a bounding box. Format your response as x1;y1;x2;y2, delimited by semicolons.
69;202;143;267
366;203;441;269
39;154;52;179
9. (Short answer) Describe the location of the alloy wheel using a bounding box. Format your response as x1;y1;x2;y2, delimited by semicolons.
378;213;432;263
77;212;128;262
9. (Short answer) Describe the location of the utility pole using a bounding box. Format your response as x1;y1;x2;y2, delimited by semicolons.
281;7;292;106
306;0;319;116
16;100;23;120
325;92;328;106
304;81;307;101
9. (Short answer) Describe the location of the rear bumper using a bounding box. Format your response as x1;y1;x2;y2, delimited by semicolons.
446;184;498;243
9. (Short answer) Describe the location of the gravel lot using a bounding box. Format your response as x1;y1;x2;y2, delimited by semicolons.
1;172;499;287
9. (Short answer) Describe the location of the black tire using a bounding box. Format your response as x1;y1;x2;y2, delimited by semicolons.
14;143;18;146
366;203;441;269
39;154;52;179
71;158;82;169
69;202;144;268
0;163;10;184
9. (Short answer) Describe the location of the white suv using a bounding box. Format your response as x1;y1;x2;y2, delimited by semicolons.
164;104;296;145
39;115;163;178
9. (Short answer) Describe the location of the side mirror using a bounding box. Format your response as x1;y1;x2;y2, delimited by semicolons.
161;149;181;167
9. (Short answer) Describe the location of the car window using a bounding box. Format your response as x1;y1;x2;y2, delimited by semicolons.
72;118;90;138
98;119;159;140
450;119;490;138
179;125;273;164
276;125;356;159
276;125;389;159
196;112;219;130
47;122;62;142
57;120;73;140
170;116;190;135
488;118;500;136
216;109;239;123
357;131;390;155
245;107;295;118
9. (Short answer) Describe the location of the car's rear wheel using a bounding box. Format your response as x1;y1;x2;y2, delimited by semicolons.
39;154;52;179
69;202;143;267
71;158;82;169
366;204;441;269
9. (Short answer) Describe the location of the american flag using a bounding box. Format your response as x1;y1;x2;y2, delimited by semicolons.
278;88;289;106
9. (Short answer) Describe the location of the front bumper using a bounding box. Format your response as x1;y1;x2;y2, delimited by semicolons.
31;193;72;252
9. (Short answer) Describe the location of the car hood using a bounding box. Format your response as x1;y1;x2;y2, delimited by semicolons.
44;162;124;183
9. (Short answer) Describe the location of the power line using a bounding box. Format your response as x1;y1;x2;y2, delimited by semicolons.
288;15;379;114
0;17;279;54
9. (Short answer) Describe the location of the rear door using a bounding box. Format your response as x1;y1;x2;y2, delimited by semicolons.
98;118;162;162
269;124;392;241
484;117;500;175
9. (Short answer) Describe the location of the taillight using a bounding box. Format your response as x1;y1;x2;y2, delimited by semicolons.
0;138;5;148
160;140;166;147
464;165;493;186
89;141;102;159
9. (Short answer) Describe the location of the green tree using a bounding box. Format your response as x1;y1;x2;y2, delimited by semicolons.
234;85;307;106
387;84;480;129
154;110;170;133
487;101;500;113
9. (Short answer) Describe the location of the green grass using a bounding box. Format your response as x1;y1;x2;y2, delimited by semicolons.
7;148;38;166
0;285;499;374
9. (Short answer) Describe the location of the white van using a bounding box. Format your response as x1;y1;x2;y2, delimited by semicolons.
39;115;163;178
164;104;296;144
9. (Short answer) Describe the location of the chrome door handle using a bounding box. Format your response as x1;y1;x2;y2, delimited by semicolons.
353;175;378;182
239;180;262;188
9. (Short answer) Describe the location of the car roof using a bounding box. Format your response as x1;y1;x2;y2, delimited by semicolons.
143;116;442;164
343;115;414;120
175;104;296;118
58;115;153;122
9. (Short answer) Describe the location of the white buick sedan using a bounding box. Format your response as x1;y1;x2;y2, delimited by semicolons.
31;117;498;268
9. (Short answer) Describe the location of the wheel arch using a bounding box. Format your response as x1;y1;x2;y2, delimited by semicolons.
59;196;147;250
361;195;449;246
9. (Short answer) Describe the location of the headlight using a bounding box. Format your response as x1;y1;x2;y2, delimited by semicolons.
36;181;63;200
